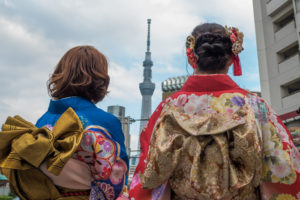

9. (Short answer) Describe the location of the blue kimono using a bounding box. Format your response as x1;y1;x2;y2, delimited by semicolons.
36;97;129;200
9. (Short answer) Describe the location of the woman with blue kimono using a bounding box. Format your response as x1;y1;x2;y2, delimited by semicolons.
0;46;129;200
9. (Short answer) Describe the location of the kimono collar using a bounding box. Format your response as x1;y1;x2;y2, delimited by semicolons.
181;74;240;92
48;96;96;114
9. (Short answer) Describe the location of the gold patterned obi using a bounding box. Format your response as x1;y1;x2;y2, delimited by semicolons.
142;105;262;200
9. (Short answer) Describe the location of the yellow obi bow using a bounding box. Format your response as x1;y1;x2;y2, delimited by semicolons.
0;108;84;200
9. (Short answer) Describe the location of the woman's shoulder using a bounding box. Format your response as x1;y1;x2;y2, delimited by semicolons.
36;105;121;132
81;106;120;124
35;111;59;128
76;106;122;136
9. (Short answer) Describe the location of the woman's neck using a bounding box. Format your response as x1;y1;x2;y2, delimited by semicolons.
194;69;228;75
193;57;233;75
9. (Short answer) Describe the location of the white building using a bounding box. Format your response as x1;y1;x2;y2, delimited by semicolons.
253;0;300;127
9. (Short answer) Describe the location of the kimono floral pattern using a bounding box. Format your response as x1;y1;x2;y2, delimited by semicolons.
169;92;247;116
244;94;300;200
74;126;128;200
131;90;300;200
209;93;245;114
246;94;300;183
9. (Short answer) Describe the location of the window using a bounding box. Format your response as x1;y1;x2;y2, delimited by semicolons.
277;42;299;63
273;10;295;32
287;79;300;95
281;78;300;97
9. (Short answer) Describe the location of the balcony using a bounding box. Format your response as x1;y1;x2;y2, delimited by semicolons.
267;0;292;16
282;91;300;109
275;20;296;41
278;53;300;73
281;76;300;100
275;32;298;56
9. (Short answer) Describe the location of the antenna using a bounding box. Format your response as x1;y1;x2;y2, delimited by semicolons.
147;19;151;52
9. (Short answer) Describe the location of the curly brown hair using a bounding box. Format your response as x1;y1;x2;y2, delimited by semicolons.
48;46;110;103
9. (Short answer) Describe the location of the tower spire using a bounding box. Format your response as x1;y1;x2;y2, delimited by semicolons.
147;19;151;52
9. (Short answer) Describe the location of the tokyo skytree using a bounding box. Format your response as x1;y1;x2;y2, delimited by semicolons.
139;19;155;140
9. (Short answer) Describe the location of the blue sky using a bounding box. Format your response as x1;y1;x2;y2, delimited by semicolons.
0;0;259;150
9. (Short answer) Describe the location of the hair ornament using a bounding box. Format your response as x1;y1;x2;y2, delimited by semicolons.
225;25;243;76
186;35;198;69
225;26;244;55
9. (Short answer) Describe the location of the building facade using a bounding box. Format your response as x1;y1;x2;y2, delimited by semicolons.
107;105;131;156
253;0;300;127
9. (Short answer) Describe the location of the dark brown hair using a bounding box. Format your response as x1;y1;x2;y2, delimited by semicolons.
192;23;233;73
48;46;110;103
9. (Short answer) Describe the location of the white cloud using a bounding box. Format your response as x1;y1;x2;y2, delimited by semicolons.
0;16;58;66
187;0;255;38
0;63;51;124
2;0;14;7
154;62;186;75
107;62;142;101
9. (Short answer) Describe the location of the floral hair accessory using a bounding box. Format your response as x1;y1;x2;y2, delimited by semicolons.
186;35;198;69
225;26;244;76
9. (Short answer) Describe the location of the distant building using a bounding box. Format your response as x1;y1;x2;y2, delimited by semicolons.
253;0;300;127
107;105;131;156
107;105;125;118
162;75;261;99
162;75;188;100
128;151;139;185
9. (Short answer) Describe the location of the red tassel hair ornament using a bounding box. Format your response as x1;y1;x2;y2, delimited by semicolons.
186;35;198;69
225;26;244;76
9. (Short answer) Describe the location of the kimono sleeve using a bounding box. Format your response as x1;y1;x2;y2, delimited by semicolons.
74;123;129;200
250;95;300;199
129;99;171;200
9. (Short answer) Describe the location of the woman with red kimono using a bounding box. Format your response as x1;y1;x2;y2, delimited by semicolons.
129;23;300;199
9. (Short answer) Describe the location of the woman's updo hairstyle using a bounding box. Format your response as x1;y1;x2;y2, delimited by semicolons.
192;23;233;73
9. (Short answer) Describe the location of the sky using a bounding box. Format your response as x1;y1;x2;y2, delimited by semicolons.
0;0;260;151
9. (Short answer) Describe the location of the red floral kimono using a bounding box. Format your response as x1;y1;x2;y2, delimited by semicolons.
129;74;300;200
